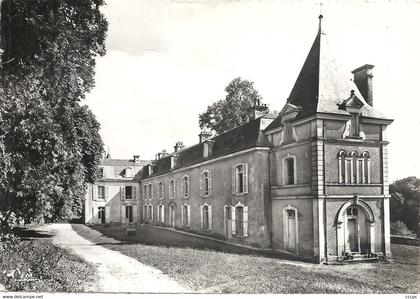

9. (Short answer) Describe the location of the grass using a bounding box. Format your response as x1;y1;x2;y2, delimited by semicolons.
72;224;419;294
0;228;97;292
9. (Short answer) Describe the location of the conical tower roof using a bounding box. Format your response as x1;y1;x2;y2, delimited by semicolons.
266;15;388;131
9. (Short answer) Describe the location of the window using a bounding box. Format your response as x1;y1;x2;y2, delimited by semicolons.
143;185;147;200
362;151;371;184
98;207;105;224
148;184;152;199
232;164;248;194
201;170;211;196
125;167;133;178
98;186;105;200
169;179;175;199
232;204;248;237
182;176;190;198
125;205;133;223
350;151;358;183
282;155;296;186
350;114;360;137
347;206;358;216
158;181;164;199
148;204;153;221
143;205;147;220
200;204;212;230
337;150;346;183
182;204;190;227
158;204;164;222
98;168;104;178
125;186;133;199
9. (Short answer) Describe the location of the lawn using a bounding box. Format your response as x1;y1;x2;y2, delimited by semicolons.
72;224;419;294
0;227;97;292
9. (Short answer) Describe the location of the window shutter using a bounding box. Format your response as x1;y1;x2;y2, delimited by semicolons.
232;167;236;194
243;206;248;237
200;205;204;229
133;206;138;223
121;206;126;223
105;206;110;223
244;163;249;193
199;173;203;196
187;205;191;226
231;206;236;234
121;186;125;200
162;205;165;222
208;171;212;195
105;186;109;201
93;186;98;201
133;186;137;200
208;206;213;230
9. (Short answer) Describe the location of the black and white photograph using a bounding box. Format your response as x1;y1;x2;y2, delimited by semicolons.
0;0;419;297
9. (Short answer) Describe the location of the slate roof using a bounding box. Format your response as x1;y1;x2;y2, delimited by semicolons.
101;158;150;167
140;117;271;179
265;16;390;132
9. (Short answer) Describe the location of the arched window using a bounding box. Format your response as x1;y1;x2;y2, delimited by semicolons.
182;204;190;227
169;179;175;199
143;204;147;220
362;151;371;184
158;204;164;222
231;202;248;237
148;204;153;221
337;150;347;183
201;170;211;196
232;163;248;194
182;176;190;198
143;185;147;200
200;204;212;230
350;151;358;184
158;181;164;199
148;183;152;200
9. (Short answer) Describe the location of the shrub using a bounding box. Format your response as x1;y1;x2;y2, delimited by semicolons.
390;221;416;238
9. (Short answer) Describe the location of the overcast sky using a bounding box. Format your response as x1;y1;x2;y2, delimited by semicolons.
84;0;420;182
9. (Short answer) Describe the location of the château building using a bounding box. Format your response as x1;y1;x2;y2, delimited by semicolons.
85;16;393;263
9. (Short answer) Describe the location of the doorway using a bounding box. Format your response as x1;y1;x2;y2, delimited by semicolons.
286;209;297;252
98;207;105;224
225;206;232;239
344;205;368;253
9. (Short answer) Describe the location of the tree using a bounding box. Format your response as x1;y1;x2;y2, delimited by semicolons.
389;176;420;237
0;0;107;232
199;77;263;134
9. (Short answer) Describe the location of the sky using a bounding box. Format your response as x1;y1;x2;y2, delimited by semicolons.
84;0;420;182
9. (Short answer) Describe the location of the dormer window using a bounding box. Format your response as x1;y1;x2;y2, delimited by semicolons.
203;140;214;158
98;168;104;178
124;167;133;178
148;164;154;175
170;155;178;169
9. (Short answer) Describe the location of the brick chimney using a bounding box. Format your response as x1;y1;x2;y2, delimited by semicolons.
352;64;374;106
199;130;212;143
133;155;140;163
248;103;269;120
156;149;168;160
174;141;185;152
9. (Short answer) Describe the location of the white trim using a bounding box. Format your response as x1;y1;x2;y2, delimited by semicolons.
282;154;297;186
283;204;299;255
233;163;248;195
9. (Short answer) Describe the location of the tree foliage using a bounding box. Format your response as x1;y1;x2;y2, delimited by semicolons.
0;0;107;231
389;176;420;237
199;77;263;134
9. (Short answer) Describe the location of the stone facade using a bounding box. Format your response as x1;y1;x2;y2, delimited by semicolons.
85;16;393;263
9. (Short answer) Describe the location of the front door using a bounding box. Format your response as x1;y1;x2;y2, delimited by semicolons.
347;218;358;252
98;207;105;224
225;207;232;239
287;210;296;252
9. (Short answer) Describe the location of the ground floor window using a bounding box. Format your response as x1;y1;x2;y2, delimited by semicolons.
98;207;105;224
148;205;153;221
158;204;165;223
182;204;190;227
232;203;248;237
200;204;212;230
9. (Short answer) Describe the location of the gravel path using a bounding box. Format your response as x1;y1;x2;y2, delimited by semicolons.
46;223;191;293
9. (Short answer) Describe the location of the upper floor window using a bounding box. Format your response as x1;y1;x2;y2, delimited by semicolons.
143;185;147;200
98;186;105;200
148;183;152;199
337;150;370;184
124;167;133;178
232;163;248;195
169;179;175;199
200;170;211;197
282;155;296;186
182;204;191;227
125;186;133;199
158;181;164;199
182;176;190;198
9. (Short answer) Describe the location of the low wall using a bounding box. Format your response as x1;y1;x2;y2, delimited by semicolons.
391;235;420;247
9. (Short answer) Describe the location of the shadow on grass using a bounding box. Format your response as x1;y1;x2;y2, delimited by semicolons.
72;223;308;262
12;227;54;240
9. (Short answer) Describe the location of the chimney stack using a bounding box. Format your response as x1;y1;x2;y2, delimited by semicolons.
133;155;140;163
199;130;212;143
156;149;168;160
352;64;374;107
248;99;269;121
174;141;185;152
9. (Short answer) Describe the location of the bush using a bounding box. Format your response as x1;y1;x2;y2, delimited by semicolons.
390;221;416;238
0;236;95;292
